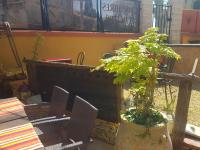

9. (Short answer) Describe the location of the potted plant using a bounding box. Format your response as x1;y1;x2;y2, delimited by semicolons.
32;33;45;60
96;28;180;150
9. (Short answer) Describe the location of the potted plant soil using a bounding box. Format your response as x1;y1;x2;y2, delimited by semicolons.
96;28;181;150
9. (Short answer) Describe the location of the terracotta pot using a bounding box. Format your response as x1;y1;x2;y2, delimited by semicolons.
115;115;173;150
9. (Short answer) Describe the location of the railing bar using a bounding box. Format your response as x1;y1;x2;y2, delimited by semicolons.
160;5;163;31
168;5;172;42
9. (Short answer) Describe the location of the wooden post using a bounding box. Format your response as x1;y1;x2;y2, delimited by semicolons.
172;80;192;150
158;73;200;149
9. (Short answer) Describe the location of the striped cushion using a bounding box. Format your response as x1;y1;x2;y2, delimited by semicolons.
0;98;24;117
0;98;27;124
0;123;44;150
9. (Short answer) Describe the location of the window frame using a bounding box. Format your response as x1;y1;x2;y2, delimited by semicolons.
0;0;141;33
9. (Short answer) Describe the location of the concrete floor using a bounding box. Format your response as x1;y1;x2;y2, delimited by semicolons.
88;139;114;150
26;95;115;150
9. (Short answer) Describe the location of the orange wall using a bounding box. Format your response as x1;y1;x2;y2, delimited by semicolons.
2;31;200;76
181;10;200;33
181;33;200;44
0;31;140;70
171;45;200;76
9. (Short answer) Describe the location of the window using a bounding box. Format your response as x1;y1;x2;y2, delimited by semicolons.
48;0;97;31
193;0;200;9
0;0;42;29
0;0;140;33
101;0;140;32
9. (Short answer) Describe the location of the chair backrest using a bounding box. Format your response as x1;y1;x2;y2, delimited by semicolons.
159;58;176;73
102;53;114;59
166;58;176;73
49;86;69;117
66;96;98;143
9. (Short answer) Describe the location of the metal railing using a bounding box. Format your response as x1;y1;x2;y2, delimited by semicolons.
153;4;172;39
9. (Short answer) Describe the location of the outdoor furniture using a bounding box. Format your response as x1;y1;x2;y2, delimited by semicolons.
158;58;176;99
33;96;98;150
0;97;44;150
102;53;114;59
26;86;69;121
0;97;27;124
45;58;72;64
49;86;69;117
25;59;122;123
158;58;176;84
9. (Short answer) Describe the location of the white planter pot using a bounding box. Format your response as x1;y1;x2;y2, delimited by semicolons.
165;113;174;134
115;117;173;150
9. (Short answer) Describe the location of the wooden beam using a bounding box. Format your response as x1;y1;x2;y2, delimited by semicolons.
172;80;192;150
159;72;200;82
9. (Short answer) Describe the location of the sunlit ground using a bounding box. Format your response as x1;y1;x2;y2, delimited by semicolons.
123;82;200;127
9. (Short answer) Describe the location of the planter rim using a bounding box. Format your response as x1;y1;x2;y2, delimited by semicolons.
121;111;168;128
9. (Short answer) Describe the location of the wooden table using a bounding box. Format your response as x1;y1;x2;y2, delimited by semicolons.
0;97;44;150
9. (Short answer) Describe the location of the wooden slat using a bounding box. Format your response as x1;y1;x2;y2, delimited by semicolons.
159;72;200;82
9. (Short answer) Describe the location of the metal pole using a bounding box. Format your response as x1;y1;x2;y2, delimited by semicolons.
3;22;25;74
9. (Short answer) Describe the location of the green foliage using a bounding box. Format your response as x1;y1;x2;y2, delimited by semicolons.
32;33;45;60
123;108;167;127
0;62;6;75
163;93;176;115
96;27;181;126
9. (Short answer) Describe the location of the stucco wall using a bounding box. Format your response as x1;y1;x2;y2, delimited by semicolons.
169;0;184;43
181;33;200;44
0;31;140;70
171;44;200;76
140;0;153;33
1;31;199;76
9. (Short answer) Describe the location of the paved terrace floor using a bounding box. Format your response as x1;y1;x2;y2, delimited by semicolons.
32;118;114;149
25;90;198;150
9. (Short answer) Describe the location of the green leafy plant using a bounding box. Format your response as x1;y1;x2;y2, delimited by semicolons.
32;33;45;60
0;62;6;75
96;28;181;129
163;91;176;115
